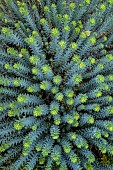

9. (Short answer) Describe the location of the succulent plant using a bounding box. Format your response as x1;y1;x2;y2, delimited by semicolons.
0;0;113;170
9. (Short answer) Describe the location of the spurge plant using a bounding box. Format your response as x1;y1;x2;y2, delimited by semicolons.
0;0;113;170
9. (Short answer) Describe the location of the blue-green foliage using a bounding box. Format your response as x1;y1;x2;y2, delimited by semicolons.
0;0;113;169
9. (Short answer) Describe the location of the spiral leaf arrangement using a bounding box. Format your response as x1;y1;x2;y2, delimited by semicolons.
0;0;113;170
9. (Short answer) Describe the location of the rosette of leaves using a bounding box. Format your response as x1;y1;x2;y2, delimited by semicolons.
0;0;113;170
